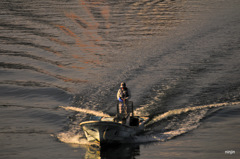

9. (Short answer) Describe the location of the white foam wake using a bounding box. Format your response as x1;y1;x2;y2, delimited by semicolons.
57;131;87;145
57;102;240;145
146;101;240;126
59;106;111;117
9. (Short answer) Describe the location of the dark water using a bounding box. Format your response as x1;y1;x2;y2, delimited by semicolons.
1;0;240;158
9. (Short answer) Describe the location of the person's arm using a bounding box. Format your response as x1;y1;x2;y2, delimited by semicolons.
117;89;123;102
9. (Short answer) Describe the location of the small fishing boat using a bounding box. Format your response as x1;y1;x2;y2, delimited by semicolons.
80;101;149;145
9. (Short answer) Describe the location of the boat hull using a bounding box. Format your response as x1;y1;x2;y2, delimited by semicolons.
80;121;142;145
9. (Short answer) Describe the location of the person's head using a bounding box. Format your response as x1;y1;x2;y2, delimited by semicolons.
120;82;126;88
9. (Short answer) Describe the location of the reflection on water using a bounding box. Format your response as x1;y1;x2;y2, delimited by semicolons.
84;144;140;159
0;0;188;105
0;0;186;69
62;0;186;48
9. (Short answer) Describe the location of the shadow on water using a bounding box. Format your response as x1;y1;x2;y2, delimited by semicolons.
84;144;140;159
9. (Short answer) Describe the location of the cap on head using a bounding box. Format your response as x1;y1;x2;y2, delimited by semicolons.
120;82;126;88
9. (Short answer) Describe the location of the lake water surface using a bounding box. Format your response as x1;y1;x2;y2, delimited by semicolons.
1;0;240;158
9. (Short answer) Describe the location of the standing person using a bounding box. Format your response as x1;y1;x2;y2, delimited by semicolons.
117;82;131;115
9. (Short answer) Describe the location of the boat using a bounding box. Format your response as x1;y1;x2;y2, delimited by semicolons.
80;101;149;145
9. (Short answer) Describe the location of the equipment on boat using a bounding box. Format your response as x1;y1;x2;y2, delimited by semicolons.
80;101;149;145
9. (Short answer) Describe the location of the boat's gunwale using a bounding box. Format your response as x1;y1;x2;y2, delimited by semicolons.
80;120;133;128
80;116;149;127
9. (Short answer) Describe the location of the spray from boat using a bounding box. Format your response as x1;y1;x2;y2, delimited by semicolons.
57;101;240;145
59;106;111;117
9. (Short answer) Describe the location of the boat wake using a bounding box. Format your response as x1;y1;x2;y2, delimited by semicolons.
133;101;240;143
57;101;240;145
59;106;111;117
146;101;240;126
